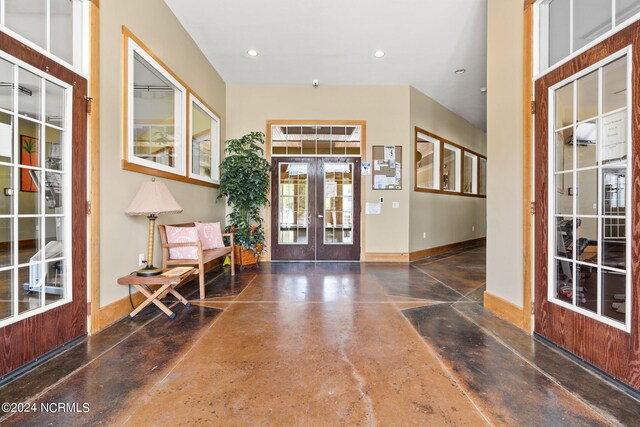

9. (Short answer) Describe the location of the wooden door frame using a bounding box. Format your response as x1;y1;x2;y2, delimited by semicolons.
533;20;640;390
265;120;367;262
88;0;101;334
0;32;88;377
523;0;534;333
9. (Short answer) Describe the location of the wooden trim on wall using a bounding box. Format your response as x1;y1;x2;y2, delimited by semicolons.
409;237;486;262
414;126;487;198
98;291;147;330
88;0;100;335
522;0;534;333
121;26;221;189
484;291;526;330
363;253;410;263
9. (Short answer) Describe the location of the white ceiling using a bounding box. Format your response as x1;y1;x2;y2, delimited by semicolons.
164;0;488;130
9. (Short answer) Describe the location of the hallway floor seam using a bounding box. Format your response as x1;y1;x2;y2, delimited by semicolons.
396;301;494;427
450;304;619;426
120;274;259;424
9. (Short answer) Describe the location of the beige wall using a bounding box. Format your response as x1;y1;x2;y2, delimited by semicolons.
226;84;486;256
226;84;411;254
486;0;524;307
409;87;487;252
99;0;226;307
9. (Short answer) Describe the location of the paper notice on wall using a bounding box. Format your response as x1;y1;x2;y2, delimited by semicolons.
394;162;401;182
384;146;395;168
374;159;386;171
602;111;627;162
361;162;371;175
374;175;387;189
365;202;381;215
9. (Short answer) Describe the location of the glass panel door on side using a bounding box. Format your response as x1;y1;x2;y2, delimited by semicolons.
549;51;630;329
323;163;353;244
278;162;310;245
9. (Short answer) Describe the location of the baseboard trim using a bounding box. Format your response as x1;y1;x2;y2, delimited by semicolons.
98;290;147;330
362;252;410;262
409;237;486;262
484;291;525;330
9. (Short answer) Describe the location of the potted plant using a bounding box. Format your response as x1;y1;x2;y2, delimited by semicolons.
218;131;271;269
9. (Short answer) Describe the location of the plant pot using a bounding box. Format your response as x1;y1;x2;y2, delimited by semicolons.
233;244;263;269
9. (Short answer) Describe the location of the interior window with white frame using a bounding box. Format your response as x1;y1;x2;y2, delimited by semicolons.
415;132;440;190
442;143;461;192
127;38;186;175
189;95;220;184
463;151;478;194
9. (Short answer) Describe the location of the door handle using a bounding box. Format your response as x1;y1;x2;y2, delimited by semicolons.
318;214;324;218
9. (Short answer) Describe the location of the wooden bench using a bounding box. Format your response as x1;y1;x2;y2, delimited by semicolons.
158;223;235;300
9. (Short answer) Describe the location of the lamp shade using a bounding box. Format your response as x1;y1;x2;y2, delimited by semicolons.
125;179;183;215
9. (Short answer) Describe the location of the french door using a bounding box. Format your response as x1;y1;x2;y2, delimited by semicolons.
534;23;639;389
0;33;87;378
270;157;361;261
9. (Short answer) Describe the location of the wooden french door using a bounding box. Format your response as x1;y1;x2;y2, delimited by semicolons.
0;33;87;379
271;157;360;261
534;22;640;389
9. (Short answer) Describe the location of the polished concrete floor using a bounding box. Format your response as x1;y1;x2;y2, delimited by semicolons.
0;246;639;426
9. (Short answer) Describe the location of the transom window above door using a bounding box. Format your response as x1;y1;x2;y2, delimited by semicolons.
537;0;640;74
270;124;362;157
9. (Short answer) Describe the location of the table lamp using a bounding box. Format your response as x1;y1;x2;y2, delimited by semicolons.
126;178;183;276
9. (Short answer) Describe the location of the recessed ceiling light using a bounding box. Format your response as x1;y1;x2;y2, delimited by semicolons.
247;49;259;57
374;50;385;58
454;68;466;75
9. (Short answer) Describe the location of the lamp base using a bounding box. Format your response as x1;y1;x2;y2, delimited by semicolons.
136;266;162;277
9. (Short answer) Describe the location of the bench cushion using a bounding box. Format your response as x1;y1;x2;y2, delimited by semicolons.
195;222;225;250
166;226;199;260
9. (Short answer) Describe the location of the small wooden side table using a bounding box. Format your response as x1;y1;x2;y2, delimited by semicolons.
117;268;198;319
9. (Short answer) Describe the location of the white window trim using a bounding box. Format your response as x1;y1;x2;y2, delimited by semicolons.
535;0;640;79
126;37;187;176
416;132;441;191
442;143;461;192
546;46;632;333
0;0;89;77
479;157;487;196
463;152;478;195
188;95;220;184
0;50;74;329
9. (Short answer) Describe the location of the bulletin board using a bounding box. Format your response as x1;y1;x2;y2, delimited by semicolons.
371;145;402;190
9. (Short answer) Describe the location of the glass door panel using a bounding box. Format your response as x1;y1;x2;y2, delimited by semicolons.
549;51;630;329
323;163;353;244
0;55;71;329
278;162;310;245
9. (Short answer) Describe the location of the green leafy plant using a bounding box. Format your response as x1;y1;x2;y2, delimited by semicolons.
22;138;37;156
218;131;271;254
